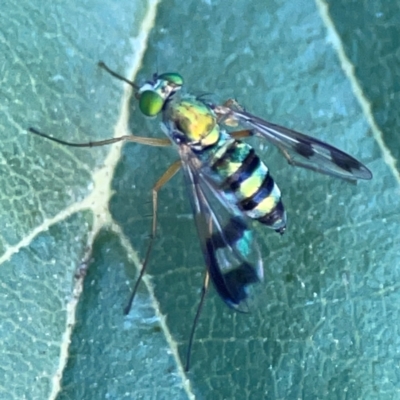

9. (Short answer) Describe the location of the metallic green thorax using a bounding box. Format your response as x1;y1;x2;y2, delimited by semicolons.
164;98;221;146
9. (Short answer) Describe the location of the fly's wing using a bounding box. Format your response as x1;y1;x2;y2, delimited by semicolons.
178;144;263;312
215;105;372;181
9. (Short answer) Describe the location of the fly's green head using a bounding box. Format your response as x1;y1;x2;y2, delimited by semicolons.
138;72;183;117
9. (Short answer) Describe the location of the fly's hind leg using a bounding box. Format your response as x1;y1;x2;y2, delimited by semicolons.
230;129;254;140
217;99;254;140
221;98;244;111
185;216;214;371
124;159;182;314
185;271;210;371
214;98;244;126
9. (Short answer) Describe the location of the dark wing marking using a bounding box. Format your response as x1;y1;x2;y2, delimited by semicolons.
215;106;372;181
178;144;263;311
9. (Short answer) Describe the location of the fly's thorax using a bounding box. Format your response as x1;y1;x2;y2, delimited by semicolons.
164;98;221;150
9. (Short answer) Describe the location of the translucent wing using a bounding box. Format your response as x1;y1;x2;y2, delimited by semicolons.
177;144;263;311
214;104;372;181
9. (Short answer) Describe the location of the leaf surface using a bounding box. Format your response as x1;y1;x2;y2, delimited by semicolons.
1;0;398;399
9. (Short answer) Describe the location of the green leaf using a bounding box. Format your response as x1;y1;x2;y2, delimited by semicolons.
1;0;399;399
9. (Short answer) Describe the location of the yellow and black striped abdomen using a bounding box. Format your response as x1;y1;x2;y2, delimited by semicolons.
210;139;286;234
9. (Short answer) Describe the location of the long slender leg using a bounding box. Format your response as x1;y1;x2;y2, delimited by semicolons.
98;61;140;92
124;159;182;314
28;127;171;148
185;271;210;372
124;136;171;147
230;129;253;140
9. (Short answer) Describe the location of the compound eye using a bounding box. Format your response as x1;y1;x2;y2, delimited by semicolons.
139;90;164;116
158;72;183;87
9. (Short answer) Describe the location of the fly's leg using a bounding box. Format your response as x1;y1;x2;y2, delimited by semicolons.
185;215;214;371
124;136;171;147
216;99;255;139
218;98;253;139
230;129;254;140
29;128;175;314
30;61;170;148
124;160;182;314
215;98;244;126
278;146;298;166
28;128;171;148
98;61;140;92
222;98;244;111
185;271;210;372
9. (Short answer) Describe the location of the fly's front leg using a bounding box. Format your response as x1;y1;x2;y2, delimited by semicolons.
98;61;140;92
28;128;172;148
125;135;171;147
124;159;182;314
